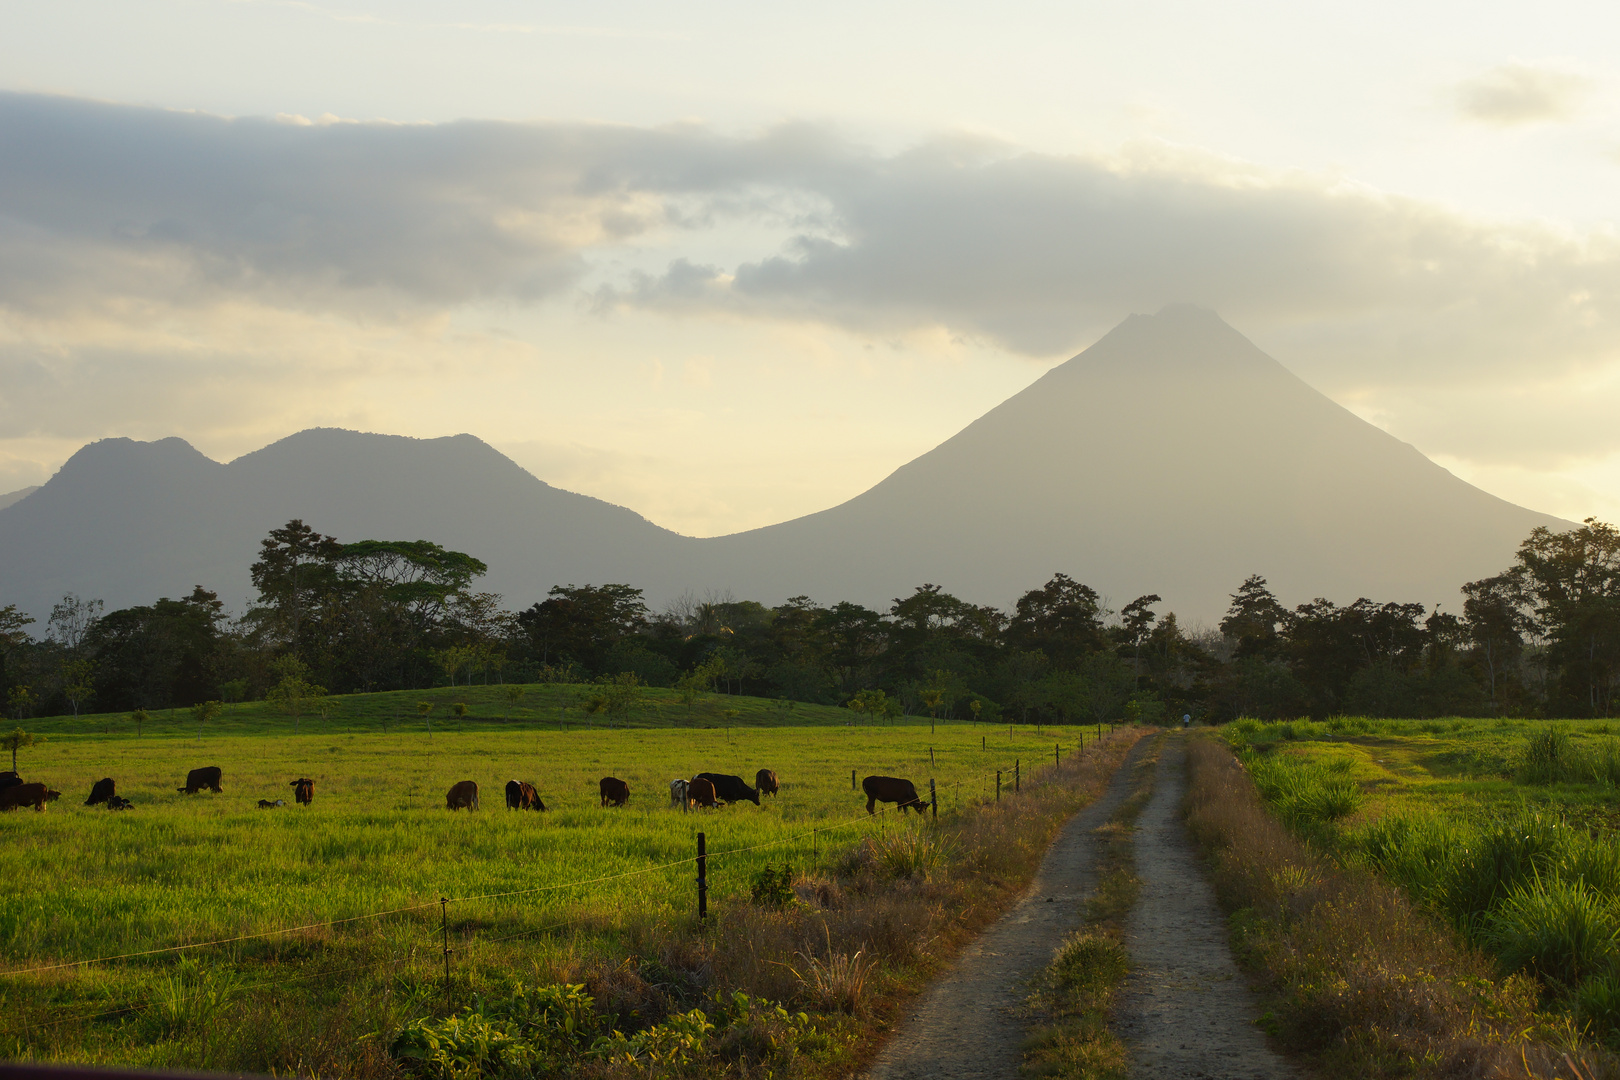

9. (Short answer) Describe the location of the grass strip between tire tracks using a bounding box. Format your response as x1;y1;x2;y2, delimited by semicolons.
1020;732;1166;1079
1183;733;1611;1080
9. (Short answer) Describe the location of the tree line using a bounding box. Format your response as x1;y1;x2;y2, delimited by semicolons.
3;517;1620;723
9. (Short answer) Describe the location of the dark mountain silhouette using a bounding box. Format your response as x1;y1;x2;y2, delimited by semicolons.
0;486;39;512
0;307;1568;623
0;430;693;620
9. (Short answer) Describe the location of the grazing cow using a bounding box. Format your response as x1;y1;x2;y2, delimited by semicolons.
687;776;718;809
695;772;760;806
106;794;134;811
0;782;56;812
862;775;932;815
599;776;629;807
0;771;21;791
257;799;279;809
669;778;690;810
177;766;223;794
290;778;314;805
505;780;545;811
446;780;480;811
85;777;116;806
755;769;779;798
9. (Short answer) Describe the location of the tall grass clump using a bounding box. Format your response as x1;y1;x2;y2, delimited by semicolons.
1185;735;1586;1079
1482;879;1620;988
1519;726;1577;784
1242;752;1364;829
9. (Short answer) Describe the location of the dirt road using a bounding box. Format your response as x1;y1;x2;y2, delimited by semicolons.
1113;738;1298;1079
861;738;1151;1080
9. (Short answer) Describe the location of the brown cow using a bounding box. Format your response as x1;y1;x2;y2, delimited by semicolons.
862;775;931;815
446;780;480;811
85;777;116;806
755;769;779;797
686;776;718;809
0;783;58;812
505;780;545;810
290;778;314;805
599;776;629;807
177;766;223;794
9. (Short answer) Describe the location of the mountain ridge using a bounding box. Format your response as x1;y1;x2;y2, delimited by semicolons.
0;308;1570;623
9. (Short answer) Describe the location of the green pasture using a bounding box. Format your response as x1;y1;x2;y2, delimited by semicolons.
1224;716;1620;1041
0;685;1106;1063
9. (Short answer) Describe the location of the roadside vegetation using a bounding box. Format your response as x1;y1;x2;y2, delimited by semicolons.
1197;717;1620;1077
0;694;1142;1076
1021;733;1163;1080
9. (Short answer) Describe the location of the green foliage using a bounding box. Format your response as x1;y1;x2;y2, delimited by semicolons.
749;863;796;909
1242;751;1363;825
0;725;38;771
1482;878;1620;988
264;656;326;723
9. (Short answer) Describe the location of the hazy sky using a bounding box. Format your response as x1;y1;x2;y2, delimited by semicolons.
2;0;1618;536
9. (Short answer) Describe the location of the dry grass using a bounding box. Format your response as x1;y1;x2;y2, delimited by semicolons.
1021;733;1164;1079
1184;734;1610;1080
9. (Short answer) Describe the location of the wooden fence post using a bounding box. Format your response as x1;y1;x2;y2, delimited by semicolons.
996;770;1001;802
697;832;708;921
1055;743;1060;769
440;897;451;1006
1015;760;1020;792
851;769;856;790
930;747;935;768
929;778;937;820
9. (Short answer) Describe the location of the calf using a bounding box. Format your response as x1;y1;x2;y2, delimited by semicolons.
599;776;629;807
695;772;760;806
177;766;223;794
106;794;134;811
669;778;690;811
290;778;314;805
257;798;280;809
755;769;779;797
446;780;480;810
862;775;931;816
687;776;718;809
85;777;116;806
0;782;56;812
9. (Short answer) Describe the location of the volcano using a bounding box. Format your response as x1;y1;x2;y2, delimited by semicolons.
0;306;1567;622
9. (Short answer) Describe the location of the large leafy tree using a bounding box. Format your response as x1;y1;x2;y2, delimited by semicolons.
1461;571;1531;712
1513;519;1620;715
516;584;648;672
1219;575;1288;659
250;520;342;652
1007;573;1107;664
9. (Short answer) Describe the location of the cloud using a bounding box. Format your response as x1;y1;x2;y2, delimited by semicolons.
5;90;1620;393
1455;62;1593;126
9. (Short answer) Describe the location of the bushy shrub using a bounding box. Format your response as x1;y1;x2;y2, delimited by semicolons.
749;863;796;909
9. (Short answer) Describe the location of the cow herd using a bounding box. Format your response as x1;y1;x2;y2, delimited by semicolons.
0;761;934;818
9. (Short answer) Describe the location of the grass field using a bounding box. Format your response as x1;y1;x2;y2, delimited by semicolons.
0;684;1113;1071
1223;716;1620;1048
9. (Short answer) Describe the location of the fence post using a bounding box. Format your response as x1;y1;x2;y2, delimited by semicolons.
851;769;856;790
930;747;935;768
697;832;708;921
982;735;985;751
930;778;937;820
440;897;451;1006
1055;743;1060;769
996;770;1001;801
1015;760;1020;793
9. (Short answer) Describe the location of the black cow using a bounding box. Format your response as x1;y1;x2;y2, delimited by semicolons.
506;780;545;811
696;772;760;806
862;775;931;815
755;769;779;797
290;778;314;805
0;771;21;791
177;766;223;794
599;776;629;807
85;777;116;806
106;794;134;811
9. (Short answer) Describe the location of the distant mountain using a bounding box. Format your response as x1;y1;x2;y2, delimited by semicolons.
0;486;39;512
689;305;1567;621
0;430;694;620
0;307;1569;624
